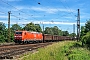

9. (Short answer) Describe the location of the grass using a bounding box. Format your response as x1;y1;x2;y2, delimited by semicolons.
66;43;90;60
20;41;90;60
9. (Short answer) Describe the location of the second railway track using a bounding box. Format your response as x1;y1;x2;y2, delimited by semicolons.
0;42;53;59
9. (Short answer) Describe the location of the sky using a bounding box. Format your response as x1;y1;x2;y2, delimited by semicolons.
0;0;90;34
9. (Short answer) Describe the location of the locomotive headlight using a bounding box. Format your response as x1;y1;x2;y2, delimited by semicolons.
14;36;16;37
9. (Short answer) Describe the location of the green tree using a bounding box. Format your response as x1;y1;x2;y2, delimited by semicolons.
10;24;22;42
52;26;59;35
80;20;90;45
11;24;22;32
23;22;36;31
44;27;53;35
62;31;69;36
35;24;42;32
0;22;6;42
0;22;6;31
69;33;76;37
4;28;8;42
85;20;90;33
44;26;63;36
80;26;86;41
82;31;90;45
81;26;86;36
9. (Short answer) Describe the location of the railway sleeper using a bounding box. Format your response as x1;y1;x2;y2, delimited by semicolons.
0;56;13;59
0;43;52;59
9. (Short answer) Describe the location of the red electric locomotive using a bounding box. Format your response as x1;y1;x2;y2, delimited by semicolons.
14;31;43;44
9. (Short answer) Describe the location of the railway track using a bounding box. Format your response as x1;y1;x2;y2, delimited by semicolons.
0;42;53;59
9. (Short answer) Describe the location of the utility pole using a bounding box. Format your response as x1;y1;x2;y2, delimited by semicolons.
77;9;80;41
73;24;75;40
8;11;11;42
43;24;44;43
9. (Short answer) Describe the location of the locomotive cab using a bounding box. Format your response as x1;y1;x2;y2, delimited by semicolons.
14;31;22;43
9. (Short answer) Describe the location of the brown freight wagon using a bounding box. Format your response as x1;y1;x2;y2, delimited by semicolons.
43;34;53;42
52;35;59;41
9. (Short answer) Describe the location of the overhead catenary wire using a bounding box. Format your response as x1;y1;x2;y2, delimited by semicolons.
0;0;77;26
0;0;74;22
63;0;76;16
33;0;75;21
0;0;39;20
0;11;7;14
11;14;28;21
0;10;29;21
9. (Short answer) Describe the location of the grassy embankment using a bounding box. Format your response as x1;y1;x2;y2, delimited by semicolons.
20;41;90;60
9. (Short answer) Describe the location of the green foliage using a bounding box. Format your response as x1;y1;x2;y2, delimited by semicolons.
21;41;90;60
35;24;42;32
68;47;90;60
23;22;36;31
23;23;42;32
44;27;54;35
10;24;22;42
85;20;90;33
68;53;90;60
0;22;7;42
44;26;63;36
62;42;90;60
81;31;90;45
0;22;6;31
62;31;69;36
80;20;90;45
11;24;22;32
0;35;5;42
69;33;76;37
21;41;71;60
80;26;86;36
52;26;60;35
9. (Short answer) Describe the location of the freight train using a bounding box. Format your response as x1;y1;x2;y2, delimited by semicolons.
14;31;72;44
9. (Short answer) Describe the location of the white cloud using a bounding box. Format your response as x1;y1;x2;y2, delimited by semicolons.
0;20;8;24
0;16;8;18
13;6;76;14
33;21;85;25
30;7;76;14
1;19;85;25
8;5;76;14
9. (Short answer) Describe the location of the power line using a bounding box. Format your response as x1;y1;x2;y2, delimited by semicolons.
0;10;29;21
0;0;77;24
59;0;75;17
64;0;75;16
11;14;28;20
0;0;39;20
33;0;75;20
0;11;7;14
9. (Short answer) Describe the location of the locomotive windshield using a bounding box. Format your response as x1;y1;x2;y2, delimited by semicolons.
15;32;22;34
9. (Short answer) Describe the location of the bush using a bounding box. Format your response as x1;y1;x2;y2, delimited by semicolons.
0;35;5;42
82;31;90;45
68;54;90;60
